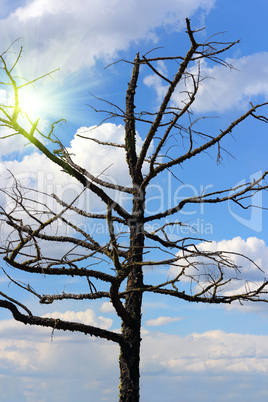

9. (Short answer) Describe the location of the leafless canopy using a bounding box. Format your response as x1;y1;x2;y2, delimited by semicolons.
0;19;268;401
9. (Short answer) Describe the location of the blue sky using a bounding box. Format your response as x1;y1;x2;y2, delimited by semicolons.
1;1;268;401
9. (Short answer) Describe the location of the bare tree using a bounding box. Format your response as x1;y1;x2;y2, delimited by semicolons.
0;19;268;401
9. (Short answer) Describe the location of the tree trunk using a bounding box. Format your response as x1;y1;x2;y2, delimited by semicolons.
119;191;144;401
119;303;142;401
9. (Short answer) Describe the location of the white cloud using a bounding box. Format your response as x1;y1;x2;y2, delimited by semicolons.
195;236;268;281
0;123;142;266
1;318;268;401
0;129;28;155
170;236;268;279
144;52;268;113
0;0;215;77
0;123;142;246
42;308;113;330
70;124;131;187
0;121;154;286
141;329;268;375
145;316;182;326
186;53;268;112
0;319;119;401
99;302;116;313
0;122;150;219
169;237;268;313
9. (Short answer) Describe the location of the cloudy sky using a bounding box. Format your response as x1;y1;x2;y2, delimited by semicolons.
1;1;268;401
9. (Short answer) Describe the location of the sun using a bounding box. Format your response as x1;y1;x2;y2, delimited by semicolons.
11;73;84;127
18;87;45;120
16;83;70;125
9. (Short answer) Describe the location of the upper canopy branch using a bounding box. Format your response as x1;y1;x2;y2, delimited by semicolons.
142;103;268;189
125;53;140;181
136;19;199;173
148;69;200;174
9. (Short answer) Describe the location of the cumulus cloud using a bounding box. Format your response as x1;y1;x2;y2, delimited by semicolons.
145;316;183;326
42;308;113;330
0;129;29;156
0;151;81;242
141;329;268;375
185;53;268;112
169;237;268;312
0;124;144;234
0;0;215;77
0;123;145;266
199;236;268;283
1;319;268;401
0;122;150;220
170;236;268;278
144;53;268;113
99;302;116;313
69;124;131;187
0;319;119;401
196;237;268;279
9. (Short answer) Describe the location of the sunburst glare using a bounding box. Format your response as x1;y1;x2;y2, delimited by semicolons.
19;87;45;120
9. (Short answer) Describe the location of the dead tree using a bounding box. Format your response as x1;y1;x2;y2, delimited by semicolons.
1;19;268;401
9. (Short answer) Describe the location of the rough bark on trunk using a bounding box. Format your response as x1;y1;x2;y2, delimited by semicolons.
119;290;142;401
119;191;144;401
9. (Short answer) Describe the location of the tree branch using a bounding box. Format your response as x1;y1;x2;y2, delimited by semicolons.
0;299;123;344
